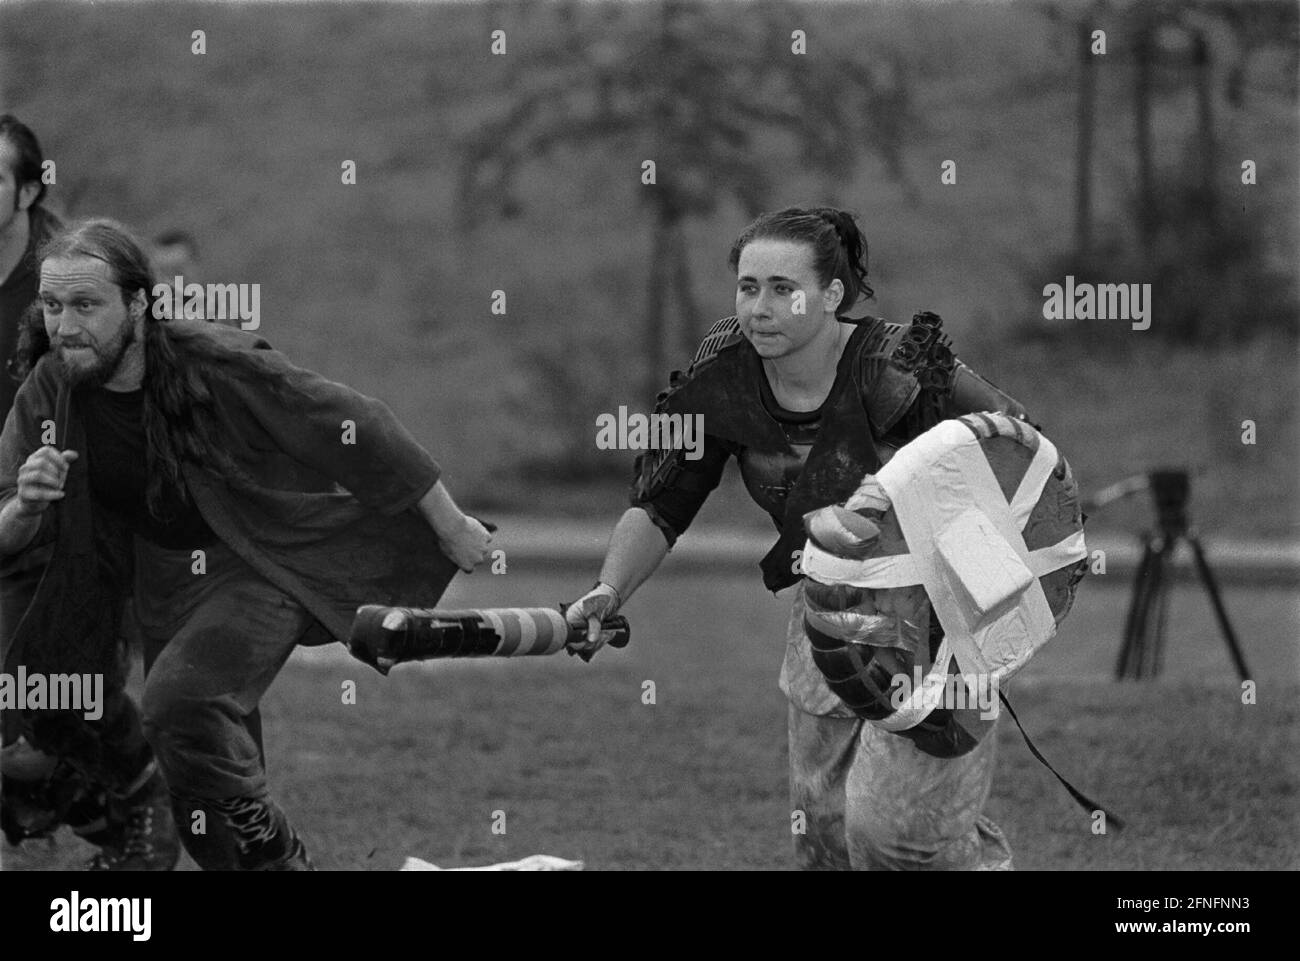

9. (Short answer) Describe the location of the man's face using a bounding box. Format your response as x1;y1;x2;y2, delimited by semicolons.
735;238;842;360
0;140;38;235
39;255;141;388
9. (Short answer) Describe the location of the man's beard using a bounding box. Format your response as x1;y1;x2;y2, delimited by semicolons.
54;319;137;388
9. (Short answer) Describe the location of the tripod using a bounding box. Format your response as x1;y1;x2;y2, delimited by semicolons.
1090;470;1251;681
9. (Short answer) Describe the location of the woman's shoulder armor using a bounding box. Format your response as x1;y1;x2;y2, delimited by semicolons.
647;316;746;413
690;315;745;368
854;313;956;432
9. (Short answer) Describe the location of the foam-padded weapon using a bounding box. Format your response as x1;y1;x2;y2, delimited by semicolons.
348;605;630;674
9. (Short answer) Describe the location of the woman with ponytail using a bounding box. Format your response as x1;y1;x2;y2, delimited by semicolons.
564;205;1031;870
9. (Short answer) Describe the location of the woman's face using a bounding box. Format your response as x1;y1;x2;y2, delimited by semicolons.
735;238;841;360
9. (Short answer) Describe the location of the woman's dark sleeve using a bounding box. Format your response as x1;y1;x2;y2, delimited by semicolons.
628;434;735;547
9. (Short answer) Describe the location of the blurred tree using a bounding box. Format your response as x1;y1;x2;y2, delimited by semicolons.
1034;0;1298;343
1040;0;1298;258
457;0;917;403
1076;13;1100;258
1125;0;1297;247
1037;0;1110;259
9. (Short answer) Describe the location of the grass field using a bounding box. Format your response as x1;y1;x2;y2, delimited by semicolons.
5;569;1295;872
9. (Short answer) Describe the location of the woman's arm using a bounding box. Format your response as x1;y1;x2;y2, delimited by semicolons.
565;433;734;652
598;506;672;601
565;506;670;649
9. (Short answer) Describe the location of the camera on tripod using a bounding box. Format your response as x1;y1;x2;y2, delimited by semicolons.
1086;468;1249;682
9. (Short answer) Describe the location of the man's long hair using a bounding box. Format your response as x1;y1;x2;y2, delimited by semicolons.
34;219;265;521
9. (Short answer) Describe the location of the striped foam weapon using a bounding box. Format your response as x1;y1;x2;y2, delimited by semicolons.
348;606;630;675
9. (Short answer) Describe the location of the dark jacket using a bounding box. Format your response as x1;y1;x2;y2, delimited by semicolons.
0;320;459;675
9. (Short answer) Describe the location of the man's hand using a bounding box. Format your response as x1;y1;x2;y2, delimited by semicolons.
563;582;622;660
436;514;493;573
15;447;78;515
417;480;493;573
0;447;77;555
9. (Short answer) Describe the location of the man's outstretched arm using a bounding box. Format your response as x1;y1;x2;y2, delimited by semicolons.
416;478;492;573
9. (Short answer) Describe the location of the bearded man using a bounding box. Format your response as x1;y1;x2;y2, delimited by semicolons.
0;218;491;870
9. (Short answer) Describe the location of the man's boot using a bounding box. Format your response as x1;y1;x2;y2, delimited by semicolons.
204;794;314;871
86;765;180;871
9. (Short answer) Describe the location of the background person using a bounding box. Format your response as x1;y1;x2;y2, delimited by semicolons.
148;229;200;287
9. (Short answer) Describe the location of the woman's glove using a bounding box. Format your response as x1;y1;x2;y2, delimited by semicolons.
563;582;623;661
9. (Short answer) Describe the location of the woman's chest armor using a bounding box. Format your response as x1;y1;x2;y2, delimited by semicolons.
738;417;819;519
